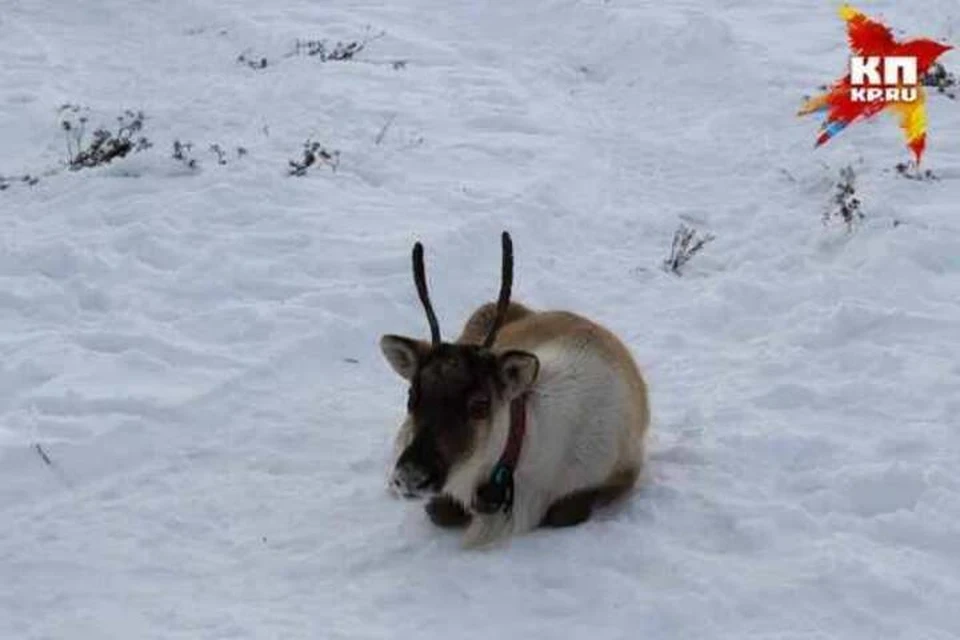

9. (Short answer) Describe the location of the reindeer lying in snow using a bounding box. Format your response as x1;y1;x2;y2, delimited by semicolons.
380;232;650;548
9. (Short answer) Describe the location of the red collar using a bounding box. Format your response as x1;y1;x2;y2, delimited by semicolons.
473;393;529;514
502;393;528;470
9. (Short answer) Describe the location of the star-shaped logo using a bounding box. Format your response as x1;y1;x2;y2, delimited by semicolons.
799;4;952;164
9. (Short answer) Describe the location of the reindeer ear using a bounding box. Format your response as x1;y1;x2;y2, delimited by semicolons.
380;335;429;380
498;350;539;399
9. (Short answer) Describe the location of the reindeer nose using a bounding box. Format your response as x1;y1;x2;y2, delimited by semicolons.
390;462;432;499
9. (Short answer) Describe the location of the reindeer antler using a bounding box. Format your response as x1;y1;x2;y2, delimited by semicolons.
412;242;442;346
482;231;514;348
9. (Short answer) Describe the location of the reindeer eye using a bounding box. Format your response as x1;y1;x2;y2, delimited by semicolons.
467;395;491;420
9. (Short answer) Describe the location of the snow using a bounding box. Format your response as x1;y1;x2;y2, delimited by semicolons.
1;0;959;637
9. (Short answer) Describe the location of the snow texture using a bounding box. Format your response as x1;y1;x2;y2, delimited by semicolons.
1;0;959;638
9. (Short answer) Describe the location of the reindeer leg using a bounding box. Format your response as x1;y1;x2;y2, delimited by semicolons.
425;494;472;528
541;490;595;527
541;468;638;528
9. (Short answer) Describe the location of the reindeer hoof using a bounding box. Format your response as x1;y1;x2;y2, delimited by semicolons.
473;482;505;514
426;495;472;528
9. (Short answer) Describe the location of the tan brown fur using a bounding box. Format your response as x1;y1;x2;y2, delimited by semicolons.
457;301;534;345
458;301;650;503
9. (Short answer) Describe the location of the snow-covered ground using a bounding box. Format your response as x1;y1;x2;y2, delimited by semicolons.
2;0;959;637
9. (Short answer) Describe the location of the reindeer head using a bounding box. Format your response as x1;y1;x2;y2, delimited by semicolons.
381;233;539;498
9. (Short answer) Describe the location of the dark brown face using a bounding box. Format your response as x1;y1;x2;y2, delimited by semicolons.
393;344;500;495
381;334;540;498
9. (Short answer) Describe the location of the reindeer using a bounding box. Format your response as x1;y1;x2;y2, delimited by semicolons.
380;232;650;548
